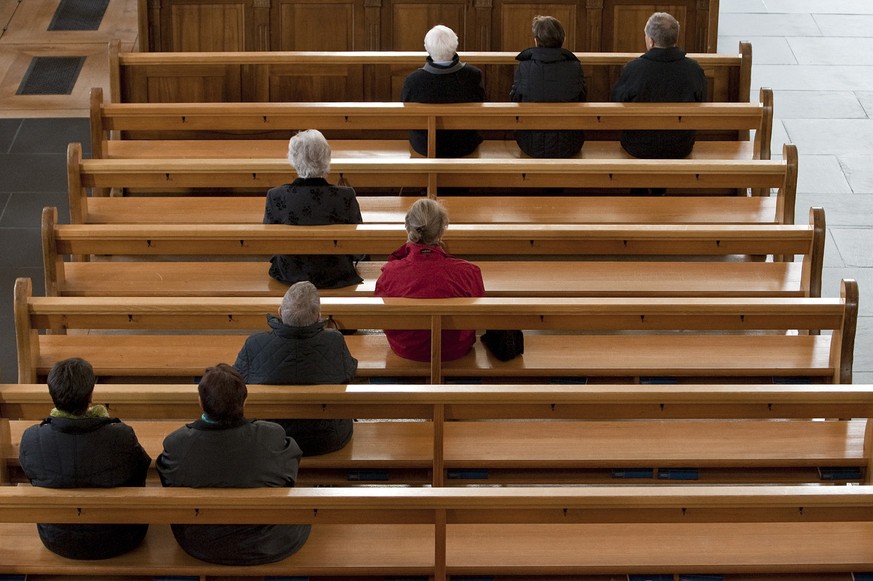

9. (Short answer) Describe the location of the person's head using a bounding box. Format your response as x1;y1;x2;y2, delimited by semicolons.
532;15;565;49
424;25;458;62
405;198;448;245
644;12;680;49
47;357;96;415
198;364;247;422
288;129;331;179
279;281;321;327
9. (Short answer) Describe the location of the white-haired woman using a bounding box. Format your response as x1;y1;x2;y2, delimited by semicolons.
374;199;485;362
264;129;364;289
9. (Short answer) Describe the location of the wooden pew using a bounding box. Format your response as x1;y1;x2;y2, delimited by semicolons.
14;277;858;385
2;485;873;578
66;143;799;225
111;42;752;104
89;86;773;160
42;205;825;299
3;382;872;486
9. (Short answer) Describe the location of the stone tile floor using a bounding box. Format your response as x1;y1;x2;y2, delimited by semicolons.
0;0;870;383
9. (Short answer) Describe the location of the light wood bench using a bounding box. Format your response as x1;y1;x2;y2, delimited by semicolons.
4;382;872;486
2;485;873;578
42;205;825;299
89;86;773;160
111;42;753;105
67;142;799;225
14;277;858;385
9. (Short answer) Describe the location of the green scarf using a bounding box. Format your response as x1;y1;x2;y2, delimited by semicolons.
49;404;110;419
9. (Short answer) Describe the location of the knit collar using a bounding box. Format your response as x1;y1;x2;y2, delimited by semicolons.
49;404;110;420
423;54;465;75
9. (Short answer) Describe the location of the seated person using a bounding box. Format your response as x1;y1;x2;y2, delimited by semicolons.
401;25;485;157
157;364;310;565
264;129;364;289
19;357;151;560
511;15;587;158
234;281;357;455
611;11;707;159
374;198;485;361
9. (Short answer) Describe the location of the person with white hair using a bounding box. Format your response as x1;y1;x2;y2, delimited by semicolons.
374;199;485;362
401;25;485;157
611;12;707;160
263;129;364;288
233;281;358;455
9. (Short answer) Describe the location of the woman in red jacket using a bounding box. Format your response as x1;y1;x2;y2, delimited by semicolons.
374;199;485;361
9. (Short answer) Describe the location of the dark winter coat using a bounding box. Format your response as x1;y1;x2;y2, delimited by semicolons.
156;417;311;565
374;242;485;362
234;315;358;455
264;177;364;289
611;46;707;158
511;46;587;158
401;54;486;157
19;416;151;560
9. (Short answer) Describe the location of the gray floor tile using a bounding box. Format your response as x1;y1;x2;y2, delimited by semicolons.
829;227;873;267
851;316;873;373
0;119;21;153
764;0;873;14
0;191;69;227
857;91;873;117
788;37;873;65
783;119;873;155
10;118;91;155
839;156;873;193
0;228;42;268
0;154;68;192
753;65;873;91
719;13;821;37
797;155;853;194
770;121;790;157
823;229;847;268
0;193;9;222
718;36;797;64
773;90;867;119
719;0;767;13
853;371;873;383
813;14;873;37
0;315;16;384
796;192;873;227
822;267;873;313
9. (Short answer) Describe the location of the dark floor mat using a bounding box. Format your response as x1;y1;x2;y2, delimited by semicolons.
48;0;110;31
16;57;85;95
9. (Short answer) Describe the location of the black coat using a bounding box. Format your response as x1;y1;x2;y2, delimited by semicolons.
401;54;485;157
264;177;364;289
234;315;358;455
19;416;152;559
511;47;587;158
611;47;707;158
157;417;311;565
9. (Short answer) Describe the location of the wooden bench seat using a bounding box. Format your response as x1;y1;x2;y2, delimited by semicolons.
3;485;873;578
67;143;799;225
112;43;753;105
90;87;772;160
42;206;825;299
15;277;857;385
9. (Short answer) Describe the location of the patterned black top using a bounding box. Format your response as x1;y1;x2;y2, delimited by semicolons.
263;177;364;289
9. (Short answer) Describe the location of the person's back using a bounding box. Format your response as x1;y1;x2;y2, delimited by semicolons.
511;15;587;158
157;364;310;565
18;358;151;560
401;25;485;157
611;12;706;159
374;199;485;362
234;282;357;455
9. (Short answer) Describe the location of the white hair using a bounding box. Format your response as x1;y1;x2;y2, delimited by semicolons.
424;25;458;62
288;129;331;179
280;281;321;327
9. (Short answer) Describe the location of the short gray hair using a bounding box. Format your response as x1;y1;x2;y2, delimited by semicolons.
424;25;458;62
532;15;565;49
280;281;321;327
405;198;448;245
645;12;679;48
288;129;331;179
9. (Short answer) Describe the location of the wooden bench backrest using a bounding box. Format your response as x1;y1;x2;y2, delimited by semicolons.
90;86;773;160
67;142;799;224
111;42;752;105
15;276;858;385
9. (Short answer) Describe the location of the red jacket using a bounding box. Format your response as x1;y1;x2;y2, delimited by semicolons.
374;243;486;362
